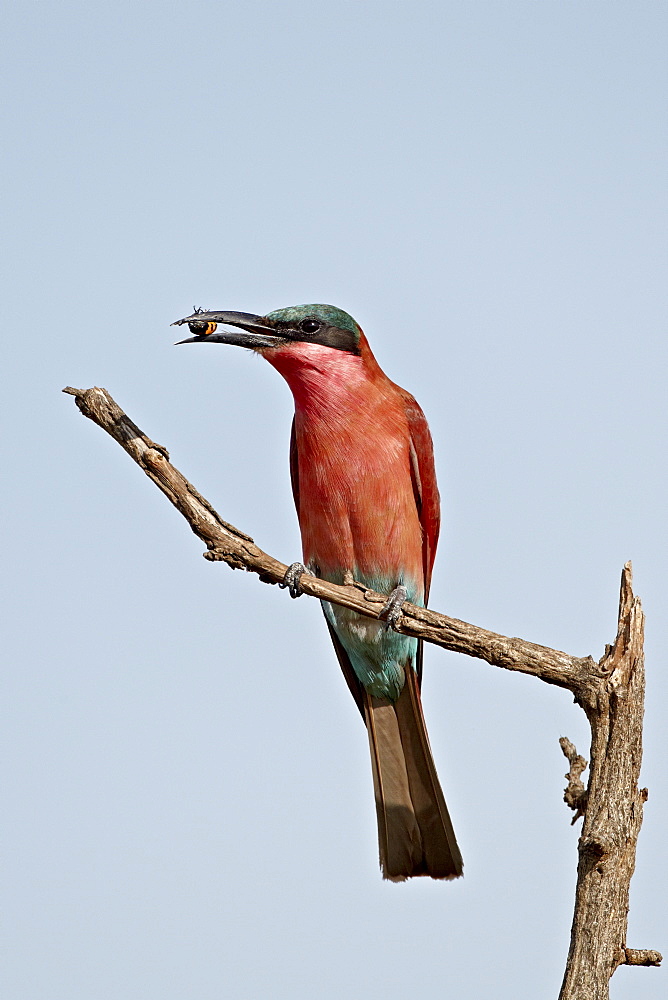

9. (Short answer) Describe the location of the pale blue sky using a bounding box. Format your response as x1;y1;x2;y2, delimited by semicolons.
2;3;666;998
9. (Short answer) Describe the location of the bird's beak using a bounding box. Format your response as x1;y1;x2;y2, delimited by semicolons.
172;310;283;349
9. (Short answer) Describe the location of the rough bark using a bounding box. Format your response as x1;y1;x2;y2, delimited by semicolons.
64;386;661;996
559;567;658;999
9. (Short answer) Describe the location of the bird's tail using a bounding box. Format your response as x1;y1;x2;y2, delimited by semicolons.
363;667;463;881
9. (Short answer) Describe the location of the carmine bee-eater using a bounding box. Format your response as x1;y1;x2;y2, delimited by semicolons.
174;304;463;880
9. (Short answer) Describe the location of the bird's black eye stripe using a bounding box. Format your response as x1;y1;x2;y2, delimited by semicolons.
300;318;320;334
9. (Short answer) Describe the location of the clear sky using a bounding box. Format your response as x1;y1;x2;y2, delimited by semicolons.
2;2;666;998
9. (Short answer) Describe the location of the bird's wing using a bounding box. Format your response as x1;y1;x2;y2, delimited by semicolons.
401;391;441;603
400;392;440;690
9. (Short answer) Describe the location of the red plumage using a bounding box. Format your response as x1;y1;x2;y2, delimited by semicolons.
263;331;462;880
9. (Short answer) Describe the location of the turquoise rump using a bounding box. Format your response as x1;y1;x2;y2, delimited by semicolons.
321;573;421;700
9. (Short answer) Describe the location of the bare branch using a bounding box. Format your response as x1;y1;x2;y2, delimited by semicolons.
559;737;588;824
63;386;599;703
623;949;663;968
558;564;661;998
64;386;662;997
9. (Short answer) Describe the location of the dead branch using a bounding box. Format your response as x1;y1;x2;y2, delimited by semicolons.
64;385;661;998
558;568;657;998
62;387;599;703
623;950;663;967
560;737;588;824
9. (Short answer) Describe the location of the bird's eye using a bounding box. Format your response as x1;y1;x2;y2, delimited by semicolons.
300;318;320;335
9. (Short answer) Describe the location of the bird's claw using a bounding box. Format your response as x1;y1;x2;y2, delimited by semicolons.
280;562;306;599
379;585;408;630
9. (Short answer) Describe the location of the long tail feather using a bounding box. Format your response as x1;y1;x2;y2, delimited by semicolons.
364;669;463;881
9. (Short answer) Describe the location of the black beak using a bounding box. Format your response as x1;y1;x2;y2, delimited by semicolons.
172;310;283;349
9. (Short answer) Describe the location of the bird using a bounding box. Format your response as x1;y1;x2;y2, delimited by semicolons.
174;303;463;881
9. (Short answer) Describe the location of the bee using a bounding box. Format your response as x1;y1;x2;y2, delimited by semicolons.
187;307;218;337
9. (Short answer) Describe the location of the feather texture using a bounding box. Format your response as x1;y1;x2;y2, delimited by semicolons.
262;322;462;880
366;668;462;880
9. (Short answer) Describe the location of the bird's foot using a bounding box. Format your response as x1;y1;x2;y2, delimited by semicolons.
279;562;306;599
379;585;408;630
